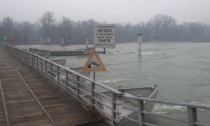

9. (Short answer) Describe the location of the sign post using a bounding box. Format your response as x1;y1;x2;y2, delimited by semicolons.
94;24;116;49
83;50;106;106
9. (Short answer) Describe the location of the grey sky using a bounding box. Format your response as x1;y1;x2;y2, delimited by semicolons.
0;0;210;24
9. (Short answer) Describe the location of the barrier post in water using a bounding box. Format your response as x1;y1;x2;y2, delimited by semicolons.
86;37;89;49
138;33;142;53
61;38;64;46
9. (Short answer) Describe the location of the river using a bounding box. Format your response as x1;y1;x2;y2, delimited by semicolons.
18;42;210;125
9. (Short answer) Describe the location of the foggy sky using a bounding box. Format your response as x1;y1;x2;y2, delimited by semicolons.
0;0;210;24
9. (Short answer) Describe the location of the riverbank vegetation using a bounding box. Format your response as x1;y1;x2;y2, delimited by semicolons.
0;11;210;44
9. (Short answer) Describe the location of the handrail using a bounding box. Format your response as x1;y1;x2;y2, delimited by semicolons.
23;48;122;95
122;88;210;126
2;43;122;126
0;79;11;126
123;94;210;110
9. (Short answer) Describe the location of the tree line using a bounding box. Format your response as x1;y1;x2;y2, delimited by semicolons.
0;11;210;44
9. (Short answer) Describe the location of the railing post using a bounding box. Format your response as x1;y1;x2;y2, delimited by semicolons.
36;56;38;69
32;55;34;67
35;56;37;68
138;100;145;126
21;51;23;60
76;75;80;97
50;63;53;78
33;55;35;67
21;51;23;61
45;60;47;76
26;52;28;62
41;58;43;71
37;57;39;69
188;107;197;126
30;54;33;67
20;51;22;61
19;51;22;61
33;55;36;68
28;53;30;65
23;52;25;61
24;52;27;62
34;56;37;68
22;51;25;62
66;70;69;89
57;66;60;83
112;93;117;126
26;53;30;65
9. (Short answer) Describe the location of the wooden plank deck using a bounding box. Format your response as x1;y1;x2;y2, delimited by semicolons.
0;46;99;126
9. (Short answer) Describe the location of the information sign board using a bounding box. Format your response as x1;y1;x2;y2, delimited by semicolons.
94;24;116;48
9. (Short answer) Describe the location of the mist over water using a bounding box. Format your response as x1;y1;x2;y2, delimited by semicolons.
18;42;210;125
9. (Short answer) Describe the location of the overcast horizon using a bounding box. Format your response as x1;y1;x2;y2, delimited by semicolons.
1;0;210;24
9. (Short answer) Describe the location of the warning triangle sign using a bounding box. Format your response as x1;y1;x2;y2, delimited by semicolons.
83;50;106;72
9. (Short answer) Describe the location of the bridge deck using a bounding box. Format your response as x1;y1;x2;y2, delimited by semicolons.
0;46;99;126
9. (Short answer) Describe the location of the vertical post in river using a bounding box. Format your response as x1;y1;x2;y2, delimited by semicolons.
47;38;50;44
41;37;43;44
61;38;64;46
138;33;142;54
86;37;89;49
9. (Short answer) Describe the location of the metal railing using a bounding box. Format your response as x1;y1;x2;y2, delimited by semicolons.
3;43;122;126
122;94;210;126
2;43;210;126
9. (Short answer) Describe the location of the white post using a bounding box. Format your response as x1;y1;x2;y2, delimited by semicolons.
47;38;50;44
61;38;64;45
86;37;89;49
4;36;7;42
138;33;142;53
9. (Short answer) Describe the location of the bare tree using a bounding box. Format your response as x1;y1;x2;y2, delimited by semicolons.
18;21;34;43
57;17;73;43
39;11;55;42
147;14;176;41
1;13;210;43
2;17;13;41
0;21;3;41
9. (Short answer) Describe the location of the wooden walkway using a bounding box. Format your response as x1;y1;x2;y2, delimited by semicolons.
0;46;99;126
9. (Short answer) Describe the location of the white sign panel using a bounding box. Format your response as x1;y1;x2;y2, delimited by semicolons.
94;24;116;48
